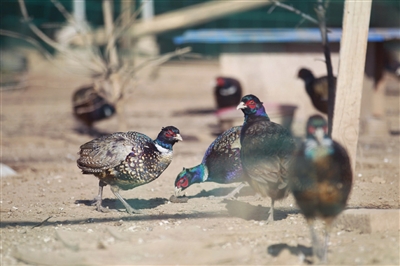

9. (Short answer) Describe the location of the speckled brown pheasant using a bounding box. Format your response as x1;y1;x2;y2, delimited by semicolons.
77;126;182;214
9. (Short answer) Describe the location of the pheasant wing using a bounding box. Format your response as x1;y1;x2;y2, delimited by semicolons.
77;132;151;173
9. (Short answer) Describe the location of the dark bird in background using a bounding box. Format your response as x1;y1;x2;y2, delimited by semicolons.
77;126;182;214
237;94;296;223
297;68;336;114
288;115;352;262
175;126;246;199
0;49;28;89
214;77;243;109
72;84;116;132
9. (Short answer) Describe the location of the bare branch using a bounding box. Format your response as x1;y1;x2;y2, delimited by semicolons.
18;0;68;53
131;47;192;74
315;0;335;137
50;0;75;25
114;0;143;30
17;0;107;75
270;1;319;25
120;47;193;94
50;0;111;75
107;1;146;52
50;0;96;50
0;29;54;60
295;17;307;28
267;4;277;14
103;0;119;69
1;33;105;78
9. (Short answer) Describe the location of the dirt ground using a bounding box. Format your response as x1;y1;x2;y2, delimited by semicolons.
1;58;399;265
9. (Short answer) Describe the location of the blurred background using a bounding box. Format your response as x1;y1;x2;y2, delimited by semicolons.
1;0;399;136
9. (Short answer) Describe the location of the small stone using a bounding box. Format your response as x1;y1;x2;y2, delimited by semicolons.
169;194;189;203
0;163;17;178
371;176;386;184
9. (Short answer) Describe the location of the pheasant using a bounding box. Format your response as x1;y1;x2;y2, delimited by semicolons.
72;84;116;129
175;126;245;199
237;94;296;223
297;68;336;114
288;115;352;262
214;77;243;109
77;126;182;214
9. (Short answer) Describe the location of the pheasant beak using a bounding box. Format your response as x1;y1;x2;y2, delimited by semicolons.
236;102;247;110
174;134;183;142
315;127;325;144
175;186;182;196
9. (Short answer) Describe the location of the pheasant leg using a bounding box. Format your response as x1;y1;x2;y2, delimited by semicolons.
91;181;111;212
266;199;275;224
110;186;142;214
221;182;246;200
321;222;332;263
308;220;324;262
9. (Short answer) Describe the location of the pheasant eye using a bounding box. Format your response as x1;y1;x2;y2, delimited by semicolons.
308;126;316;134
177;176;188;188
165;130;174;138
246;100;256;109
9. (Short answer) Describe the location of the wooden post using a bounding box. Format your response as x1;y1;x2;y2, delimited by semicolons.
332;0;372;172
120;0;133;49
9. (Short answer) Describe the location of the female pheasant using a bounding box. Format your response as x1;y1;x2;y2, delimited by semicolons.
297;68;336;114
175;126;245;199
77;126;182;214
72;84;116;129
237;94;296;223
288;115;352;262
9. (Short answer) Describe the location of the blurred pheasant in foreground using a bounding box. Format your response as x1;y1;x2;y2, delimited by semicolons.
175;126;246;199
72;84;116;132
297;68;336;114
237;94;296;223
77;126;182;214
214;77;243;109
288;115;352;262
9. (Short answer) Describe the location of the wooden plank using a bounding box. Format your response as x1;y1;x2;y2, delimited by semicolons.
332;0;372;172
128;0;274;38
72;0;274;46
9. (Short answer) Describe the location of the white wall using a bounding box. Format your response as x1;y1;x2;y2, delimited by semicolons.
220;52;341;134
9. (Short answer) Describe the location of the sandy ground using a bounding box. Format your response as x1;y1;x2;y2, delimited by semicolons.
1;59;399;265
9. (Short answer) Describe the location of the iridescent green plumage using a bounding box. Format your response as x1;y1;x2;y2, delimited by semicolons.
237;94;296;223
175;126;245;198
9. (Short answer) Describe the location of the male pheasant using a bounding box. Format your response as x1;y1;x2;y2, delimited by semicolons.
237;94;296;223
77;126;182;214
214;77;243;109
175;126;245;199
288;115;352;262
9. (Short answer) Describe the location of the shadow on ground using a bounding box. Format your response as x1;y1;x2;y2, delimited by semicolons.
187;185;255;199
74;197;168;211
